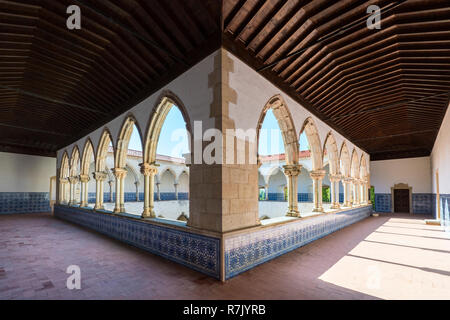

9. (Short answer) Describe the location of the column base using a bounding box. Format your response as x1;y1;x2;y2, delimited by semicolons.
94;205;104;211
286;210;301;218
330;204;340;210
80;202;88;208
113;207;121;213
312;207;324;213
142;209;156;219
120;205;125;212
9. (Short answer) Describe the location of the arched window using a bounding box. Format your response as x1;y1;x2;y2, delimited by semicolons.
256;95;299;220
112;117;144;214
143;95;191;221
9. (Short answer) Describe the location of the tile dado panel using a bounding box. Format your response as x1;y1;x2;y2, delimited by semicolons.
440;194;450;233
224;205;372;280
0;192;51;214
375;193;434;214
54;205;220;279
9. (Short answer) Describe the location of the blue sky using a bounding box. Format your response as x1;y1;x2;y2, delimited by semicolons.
258;109;309;155
127;107;309;157
128;105;189;158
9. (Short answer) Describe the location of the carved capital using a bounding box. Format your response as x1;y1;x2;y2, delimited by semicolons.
68;176;79;184
59;178;68;184
78;174;90;183
329;174;342;182
283;164;302;177
139;162;158;176
93;171;107;181
112;167;127;179
310;169;326;180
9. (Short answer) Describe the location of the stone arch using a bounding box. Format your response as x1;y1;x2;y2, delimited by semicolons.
359;154;368;179
300;117;323;170
143;91;192;164
125;163;140;183
96;128;114;172
115;114;144;169
350;149;360;179
178;171;189;195
159;169;176;194
339;142;351;178
322;132;339;175
69;146;80;176
81;138;95;176
256;94;299;165
60;151;70;178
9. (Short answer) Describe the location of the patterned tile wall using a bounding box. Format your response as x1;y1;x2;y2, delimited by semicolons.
224;205;372;279
0;192;51;214
440;194;450;233
412;193;433;214
374;193;391;212
87;192;189;203
54;205;221;279
375;193;434;214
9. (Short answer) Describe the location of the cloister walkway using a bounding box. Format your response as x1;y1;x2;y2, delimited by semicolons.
0;212;449;300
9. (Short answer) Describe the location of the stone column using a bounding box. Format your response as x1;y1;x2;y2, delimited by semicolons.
79;174;90;207
140;163;158;218
174;183;179;200
108;180;114;202
329;174;341;209
93;172;106;210
366;175;371;204
59;178;68;204
353;179;360;206
310;170;326;212
111;168;126;213
343;177;352;207
68;177;78;205
264;184;269;201
156;182;161;201
134;181;140;201
283;164;302;217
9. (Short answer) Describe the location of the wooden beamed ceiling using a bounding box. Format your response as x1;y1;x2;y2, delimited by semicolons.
0;0;449;160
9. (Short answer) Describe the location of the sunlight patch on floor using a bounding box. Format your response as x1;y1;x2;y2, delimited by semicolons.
318;216;450;299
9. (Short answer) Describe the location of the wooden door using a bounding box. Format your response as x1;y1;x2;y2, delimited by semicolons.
394;189;410;213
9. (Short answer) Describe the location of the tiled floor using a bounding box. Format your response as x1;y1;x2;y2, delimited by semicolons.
0;212;449;300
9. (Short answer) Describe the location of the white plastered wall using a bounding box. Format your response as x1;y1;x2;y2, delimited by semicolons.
0;152;56;192
370;157;431;193
431;101;450;194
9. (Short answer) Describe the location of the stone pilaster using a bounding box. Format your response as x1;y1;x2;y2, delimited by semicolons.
310;170;326;212
283;164;302;217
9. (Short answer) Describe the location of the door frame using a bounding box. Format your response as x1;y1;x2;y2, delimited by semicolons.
391;183;412;214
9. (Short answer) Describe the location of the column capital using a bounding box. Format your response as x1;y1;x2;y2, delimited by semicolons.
108;180;114;186
59;178;68;184
93;171;107;181
343;177;354;183
329;174;342;182
78;174;90;183
112;167;127;179
310;169;326;180
283;164;302;177
139;162;158;176
68;176;79;184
